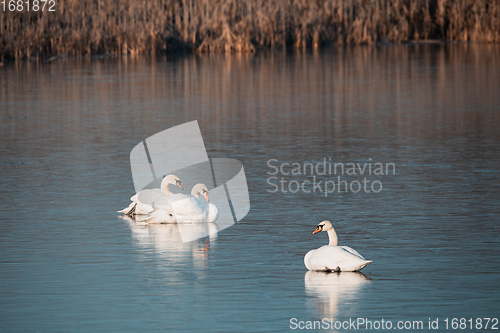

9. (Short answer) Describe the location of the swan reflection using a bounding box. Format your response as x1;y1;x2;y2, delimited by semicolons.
305;271;370;318
123;216;218;268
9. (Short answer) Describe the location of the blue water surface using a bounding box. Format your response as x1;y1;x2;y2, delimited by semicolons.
1;44;499;332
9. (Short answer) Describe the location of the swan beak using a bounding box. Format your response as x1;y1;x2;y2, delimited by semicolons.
176;181;183;190
203;192;210;202
312;226;322;234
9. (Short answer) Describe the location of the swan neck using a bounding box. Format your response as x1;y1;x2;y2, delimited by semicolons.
161;183;172;195
327;229;338;246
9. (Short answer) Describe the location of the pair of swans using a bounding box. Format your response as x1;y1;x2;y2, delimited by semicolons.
305;220;372;272
118;174;219;224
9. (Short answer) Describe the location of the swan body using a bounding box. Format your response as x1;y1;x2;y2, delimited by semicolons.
142;183;219;224
304;220;372;272
118;174;183;216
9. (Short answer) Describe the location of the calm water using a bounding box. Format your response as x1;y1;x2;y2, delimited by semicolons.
1;45;499;332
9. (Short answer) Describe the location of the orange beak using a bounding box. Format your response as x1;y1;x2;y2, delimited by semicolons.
203;192;210;202
176;181;183;190
312;226;322;234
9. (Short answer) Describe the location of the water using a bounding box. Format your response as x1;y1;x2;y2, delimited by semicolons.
1;44;499;332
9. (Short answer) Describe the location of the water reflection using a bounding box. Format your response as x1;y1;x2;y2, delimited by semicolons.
123;216;217;268
1;44;498;156
305;271;371;318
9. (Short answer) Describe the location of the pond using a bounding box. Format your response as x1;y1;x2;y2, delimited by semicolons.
1;44;499;332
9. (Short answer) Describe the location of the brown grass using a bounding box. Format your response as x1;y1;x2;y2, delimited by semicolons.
1;0;499;60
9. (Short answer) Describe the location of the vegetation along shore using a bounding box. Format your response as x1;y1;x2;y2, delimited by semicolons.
1;0;499;60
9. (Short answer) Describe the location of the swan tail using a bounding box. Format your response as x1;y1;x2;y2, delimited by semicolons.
118;202;136;216
354;260;373;272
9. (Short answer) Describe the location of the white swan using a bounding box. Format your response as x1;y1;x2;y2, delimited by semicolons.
142;183;219;224
118;174;183;216
304;221;372;272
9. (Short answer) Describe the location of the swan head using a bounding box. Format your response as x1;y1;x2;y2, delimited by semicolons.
191;183;210;201
162;174;183;190
312;220;333;234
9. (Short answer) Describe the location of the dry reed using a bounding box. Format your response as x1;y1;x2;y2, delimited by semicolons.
1;0;499;60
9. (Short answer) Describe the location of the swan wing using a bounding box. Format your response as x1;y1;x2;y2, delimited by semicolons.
170;196;206;216
136;189;163;206
151;194;211;223
339;246;366;260
152;193;191;210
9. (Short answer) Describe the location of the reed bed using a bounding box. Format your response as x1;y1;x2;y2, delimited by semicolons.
1;0;499;60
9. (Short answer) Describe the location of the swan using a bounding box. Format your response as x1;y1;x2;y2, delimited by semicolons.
118;174;183;216
304;221;372;272
141;183;219;224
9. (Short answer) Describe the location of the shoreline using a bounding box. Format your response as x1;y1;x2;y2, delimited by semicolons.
1;0;499;62
1;39;495;65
